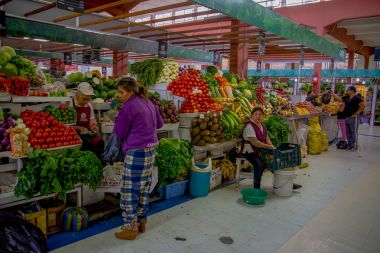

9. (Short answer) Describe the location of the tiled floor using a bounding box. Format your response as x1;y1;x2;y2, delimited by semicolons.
52;125;380;253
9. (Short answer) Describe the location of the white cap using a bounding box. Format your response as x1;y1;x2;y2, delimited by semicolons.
77;82;94;96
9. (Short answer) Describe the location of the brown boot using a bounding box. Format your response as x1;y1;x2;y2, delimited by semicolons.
115;220;138;240
138;220;147;233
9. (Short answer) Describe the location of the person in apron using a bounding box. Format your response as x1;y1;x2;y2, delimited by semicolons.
73;82;104;158
240;106;302;190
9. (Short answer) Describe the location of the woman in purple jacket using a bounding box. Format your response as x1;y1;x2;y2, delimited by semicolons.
113;77;163;240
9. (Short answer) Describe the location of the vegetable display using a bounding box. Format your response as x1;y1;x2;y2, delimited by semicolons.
155;138;192;185
221;110;244;140
20;109;81;150
129;59;164;87
190;112;226;146
44;104;77;125
157;61;179;83
148;93;179;124
7;77;30;96
263;115;291;147
14;149;103;199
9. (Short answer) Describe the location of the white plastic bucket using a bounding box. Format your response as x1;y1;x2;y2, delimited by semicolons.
273;169;295;197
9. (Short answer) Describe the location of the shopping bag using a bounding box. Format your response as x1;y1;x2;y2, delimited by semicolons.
102;133;124;164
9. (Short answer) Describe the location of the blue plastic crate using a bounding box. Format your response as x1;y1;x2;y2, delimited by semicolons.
159;180;188;199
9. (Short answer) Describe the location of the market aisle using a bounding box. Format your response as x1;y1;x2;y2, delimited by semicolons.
52;126;380;253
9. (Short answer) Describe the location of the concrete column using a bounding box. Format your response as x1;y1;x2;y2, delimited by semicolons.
347;50;355;84
50;58;65;71
314;62;322;94
229;20;249;79
112;50;128;78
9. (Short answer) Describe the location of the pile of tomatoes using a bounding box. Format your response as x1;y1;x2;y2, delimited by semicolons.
20;110;81;150
168;69;222;113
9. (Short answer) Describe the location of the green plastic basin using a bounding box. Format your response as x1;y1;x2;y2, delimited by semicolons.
240;188;269;205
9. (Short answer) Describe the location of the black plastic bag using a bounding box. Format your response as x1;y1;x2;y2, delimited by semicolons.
322;93;332;104
0;211;47;253
102;132;124;164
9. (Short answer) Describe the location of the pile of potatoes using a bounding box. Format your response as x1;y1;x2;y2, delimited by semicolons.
190;112;226;146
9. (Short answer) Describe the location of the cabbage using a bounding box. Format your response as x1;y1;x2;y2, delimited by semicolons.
243;89;252;98
0;51;11;66
2;63;18;77
67;72;83;83
0;46;16;58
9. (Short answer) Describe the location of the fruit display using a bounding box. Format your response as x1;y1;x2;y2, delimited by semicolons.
0;74;9;92
148;93;179;124
157;61;180;83
190;112;226;146
213;98;235;107
217;158;236;181
20;110;81;150
44;104;77;125
256;86;265;105
26;73;45;88
7;76;30;96
221;110;244;140
276;96;288;106
8;119;31;157
295;101;319;116
320;101;340;115
29;90;49;97
0;115;15;152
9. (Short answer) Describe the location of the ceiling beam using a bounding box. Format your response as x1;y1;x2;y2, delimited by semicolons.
24;2;56;17
102;10;217;31
78;1;194;27
140;24;246;39
53;0;137;23
122;16;231;35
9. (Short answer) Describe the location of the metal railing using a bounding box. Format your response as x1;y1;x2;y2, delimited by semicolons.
253;0;327;8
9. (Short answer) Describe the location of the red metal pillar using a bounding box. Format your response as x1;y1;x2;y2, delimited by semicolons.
265;63;270;70
364;55;369;69
313;63;322;94
50;58;65;71
113;50;128;78
229;20;248;79
347;50;354;84
291;63;296;70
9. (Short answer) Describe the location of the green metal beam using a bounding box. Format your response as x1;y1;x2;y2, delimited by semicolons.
6;16;214;63
191;0;346;61
15;49;113;64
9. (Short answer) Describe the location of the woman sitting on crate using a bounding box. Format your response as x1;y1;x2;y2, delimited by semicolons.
72;82;104;159
240;106;302;190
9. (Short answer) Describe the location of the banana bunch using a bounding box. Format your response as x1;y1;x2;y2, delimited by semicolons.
219;158;236;180
231;102;250;121
280;110;294;117
213;97;235;107
276;96;288;106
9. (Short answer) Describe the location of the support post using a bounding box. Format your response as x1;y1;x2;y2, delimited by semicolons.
112;50;128;78
229;20;248;79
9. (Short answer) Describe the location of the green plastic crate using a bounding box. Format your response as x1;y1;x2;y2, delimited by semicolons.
258;143;301;171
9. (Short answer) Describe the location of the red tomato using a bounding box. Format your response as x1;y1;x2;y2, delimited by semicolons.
31;121;40;128
52;120;59;126
38;139;45;145
66;136;72;141
42;132;49;138
42;144;48;149
57;132;62;137
46;137;53;144
45;128;51;132
52;127;59;132
63;142;69;146
48;143;55;148
35;132;42;138
40;121;49;129
29;138;38;145
50;132;56;137
34;144;41;149
60;136;66;142
54;137;60;142
70;140;75;145
56;142;62;147
47;116;55;122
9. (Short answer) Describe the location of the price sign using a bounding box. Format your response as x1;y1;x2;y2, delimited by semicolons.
0;10;5;37
83;50;91;64
102;66;107;77
257;60;262;73
63;52;72;65
158;41;168;58
57;0;84;13
258;31;265;55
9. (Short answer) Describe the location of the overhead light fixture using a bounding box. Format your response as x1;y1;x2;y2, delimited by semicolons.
23;37;30;40
356;78;360;82
362;81;365;84
278;43;300;47
33;38;49;42
73;44;83;46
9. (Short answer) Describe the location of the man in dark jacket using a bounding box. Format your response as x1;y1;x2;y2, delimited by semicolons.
333;86;364;150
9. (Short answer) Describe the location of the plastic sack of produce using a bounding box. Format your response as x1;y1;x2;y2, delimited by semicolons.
321;131;329;152
308;117;321;132
62;207;88;232
297;122;309;145
307;131;322;155
102;132;124;164
0;211;47;253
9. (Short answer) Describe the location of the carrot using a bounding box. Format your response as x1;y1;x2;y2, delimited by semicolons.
219;86;227;97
